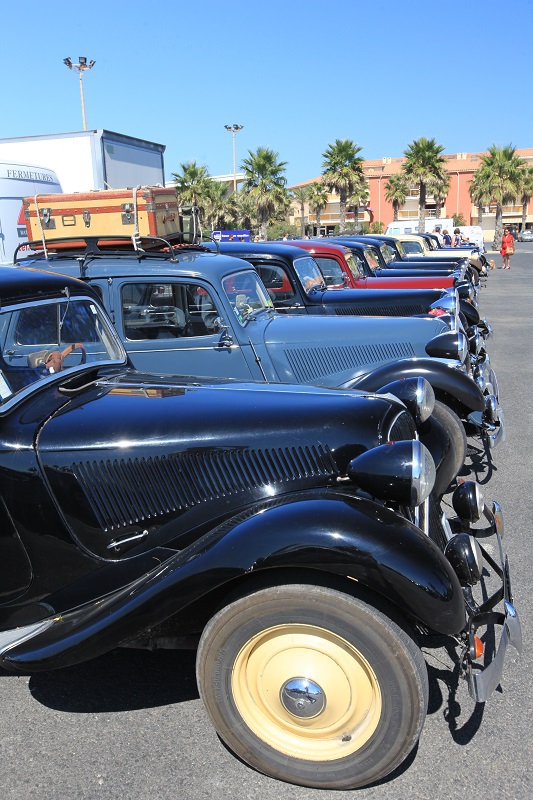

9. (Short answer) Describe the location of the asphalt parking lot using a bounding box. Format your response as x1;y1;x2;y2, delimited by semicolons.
1;246;532;800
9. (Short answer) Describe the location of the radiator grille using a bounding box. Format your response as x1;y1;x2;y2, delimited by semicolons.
389;410;417;441
71;444;339;531
284;342;416;383
334;304;426;317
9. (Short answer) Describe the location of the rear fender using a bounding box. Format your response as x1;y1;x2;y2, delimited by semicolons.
0;493;465;672
346;358;485;413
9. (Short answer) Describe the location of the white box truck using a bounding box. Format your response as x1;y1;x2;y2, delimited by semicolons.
0;161;62;263
0;130;166;194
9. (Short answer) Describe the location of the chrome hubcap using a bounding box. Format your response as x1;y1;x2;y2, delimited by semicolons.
280;678;326;719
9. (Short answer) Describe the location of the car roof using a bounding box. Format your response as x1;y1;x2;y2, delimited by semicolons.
289;240;353;256
0;264;92;306
18;248;255;283
212;241;316;260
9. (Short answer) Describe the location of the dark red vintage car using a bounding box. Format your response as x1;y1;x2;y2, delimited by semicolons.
290;240;457;291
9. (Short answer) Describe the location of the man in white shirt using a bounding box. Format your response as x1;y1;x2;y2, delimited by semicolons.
432;226;444;246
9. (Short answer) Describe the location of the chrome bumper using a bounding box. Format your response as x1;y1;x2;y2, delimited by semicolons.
467;405;506;448
464;502;522;702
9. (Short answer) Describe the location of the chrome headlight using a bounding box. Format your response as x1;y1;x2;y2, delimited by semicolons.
467;326;482;355
347;440;436;506
452;481;484;521
473;364;485;390
430;291;457;316
445;533;483;586
456;280;475;301
377;377;435;424
426;330;468;362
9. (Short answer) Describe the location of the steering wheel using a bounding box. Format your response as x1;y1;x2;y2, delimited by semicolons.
61;342;86;364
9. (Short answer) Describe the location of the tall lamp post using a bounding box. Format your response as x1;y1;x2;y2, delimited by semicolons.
63;57;96;131
224;124;244;193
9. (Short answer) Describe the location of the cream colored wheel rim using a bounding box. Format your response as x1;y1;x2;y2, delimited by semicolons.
231;623;382;761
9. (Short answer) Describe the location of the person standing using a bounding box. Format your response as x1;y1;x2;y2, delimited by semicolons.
442;229;452;246
452;228;462;247
500;227;514;269
432;226;444;245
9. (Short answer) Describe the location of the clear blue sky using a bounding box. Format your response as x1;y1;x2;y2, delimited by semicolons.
1;0;531;186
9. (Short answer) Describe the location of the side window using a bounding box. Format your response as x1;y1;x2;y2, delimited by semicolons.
121;282;220;340
255;264;295;301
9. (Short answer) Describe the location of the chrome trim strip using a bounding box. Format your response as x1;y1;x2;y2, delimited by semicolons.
0;619;54;657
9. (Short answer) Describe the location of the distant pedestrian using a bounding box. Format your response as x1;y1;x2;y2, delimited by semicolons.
452;228;462;247
282;232;289;240
253;235;260;242
500;227;514;269
442;229;452;246
432;226;444;245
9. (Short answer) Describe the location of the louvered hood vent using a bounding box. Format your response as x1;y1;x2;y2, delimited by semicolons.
284;342;415;384
72;444;339;532
334;303;427;317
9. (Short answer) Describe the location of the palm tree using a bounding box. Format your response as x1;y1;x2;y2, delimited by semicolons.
348;178;370;231
291;186;309;238
240;147;288;240
469;166;492;230
172;161;211;207
518;164;533;234
477;144;523;248
321;139;364;233
427;173;451;219
384;173;408;221
402;137;447;233
203;180;231;231
307;181;330;236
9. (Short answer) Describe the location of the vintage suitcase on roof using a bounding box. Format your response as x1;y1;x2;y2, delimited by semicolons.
23;186;196;246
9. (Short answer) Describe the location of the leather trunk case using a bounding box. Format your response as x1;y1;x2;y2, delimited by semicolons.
23;187;182;245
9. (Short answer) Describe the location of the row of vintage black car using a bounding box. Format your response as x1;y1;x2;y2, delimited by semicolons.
0;232;520;791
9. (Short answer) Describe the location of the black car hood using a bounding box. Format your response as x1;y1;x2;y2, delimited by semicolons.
36;370;412;559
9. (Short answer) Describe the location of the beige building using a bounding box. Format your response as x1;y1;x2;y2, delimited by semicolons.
289;148;533;241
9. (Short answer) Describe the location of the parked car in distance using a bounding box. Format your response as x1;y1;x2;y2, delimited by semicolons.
358;234;483;284
518;229;533;242
288;239;458;292
17;235;504;453
205;240;460;323
0;263;521;790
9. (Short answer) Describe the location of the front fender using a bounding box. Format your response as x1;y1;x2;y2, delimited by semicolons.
0;492;465;672
346;358;485;413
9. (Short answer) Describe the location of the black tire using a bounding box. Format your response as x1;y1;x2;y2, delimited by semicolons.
196;583;428;790
431;399;467;486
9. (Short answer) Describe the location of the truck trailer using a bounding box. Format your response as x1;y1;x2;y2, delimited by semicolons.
0;130;166;194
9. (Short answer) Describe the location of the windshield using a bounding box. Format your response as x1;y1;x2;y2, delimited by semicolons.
343;250;365;279
0;296;125;410
314;257;346;287
379;243;394;265
222;269;273;325
401;239;425;254
293;256;326;294
394;240;407;258
364;247;381;271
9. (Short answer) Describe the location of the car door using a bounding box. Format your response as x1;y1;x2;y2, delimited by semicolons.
111;278;256;380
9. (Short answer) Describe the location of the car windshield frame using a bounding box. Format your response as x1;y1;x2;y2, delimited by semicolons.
0;295;127;413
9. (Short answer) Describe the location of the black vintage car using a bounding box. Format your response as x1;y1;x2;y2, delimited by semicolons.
0;264;521;789
206;240;464;321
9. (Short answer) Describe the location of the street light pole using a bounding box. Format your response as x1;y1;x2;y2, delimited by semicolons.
63;57;96;131
224;124;244;192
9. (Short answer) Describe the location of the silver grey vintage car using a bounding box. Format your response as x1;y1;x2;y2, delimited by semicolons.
17;237;504;460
